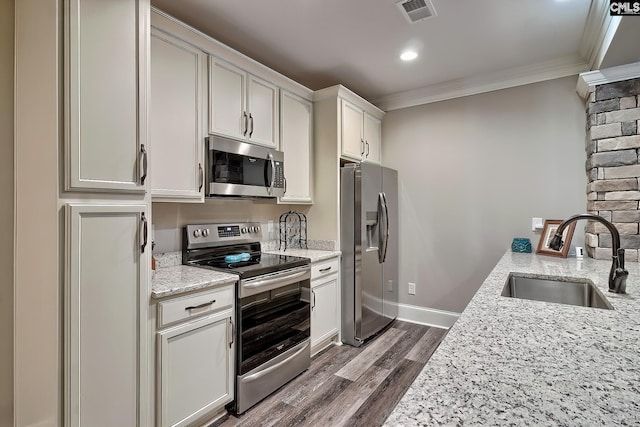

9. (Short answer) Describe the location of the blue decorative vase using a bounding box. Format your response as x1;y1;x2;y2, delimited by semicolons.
511;238;532;253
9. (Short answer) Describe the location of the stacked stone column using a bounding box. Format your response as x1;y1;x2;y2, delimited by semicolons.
586;77;640;261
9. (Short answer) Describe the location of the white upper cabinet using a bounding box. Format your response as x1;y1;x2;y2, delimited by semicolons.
150;28;206;201
341;99;364;162
209;58;246;141
279;90;313;204
363;112;381;164
340;98;381;164
65;0;148;193
209;57;279;148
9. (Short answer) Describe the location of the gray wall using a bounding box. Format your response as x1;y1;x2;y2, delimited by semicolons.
382;76;587;313
0;0;14;424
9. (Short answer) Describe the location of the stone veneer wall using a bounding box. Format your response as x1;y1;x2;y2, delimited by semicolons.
586;77;640;261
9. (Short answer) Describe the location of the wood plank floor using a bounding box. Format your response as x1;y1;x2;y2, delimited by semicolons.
211;320;448;427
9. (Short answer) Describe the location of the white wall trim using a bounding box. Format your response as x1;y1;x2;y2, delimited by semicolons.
576;61;640;99
375;54;588;111
396;302;459;329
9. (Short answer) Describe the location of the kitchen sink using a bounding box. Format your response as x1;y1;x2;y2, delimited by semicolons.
501;274;614;310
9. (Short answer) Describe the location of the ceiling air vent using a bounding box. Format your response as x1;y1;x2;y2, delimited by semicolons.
397;0;437;23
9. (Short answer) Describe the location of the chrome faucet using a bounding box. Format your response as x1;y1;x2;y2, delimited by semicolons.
549;213;628;294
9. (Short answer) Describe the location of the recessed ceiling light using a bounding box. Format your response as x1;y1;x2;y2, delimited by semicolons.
400;50;418;61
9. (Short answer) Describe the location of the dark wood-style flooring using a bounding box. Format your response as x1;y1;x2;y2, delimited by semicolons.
212;320;448;427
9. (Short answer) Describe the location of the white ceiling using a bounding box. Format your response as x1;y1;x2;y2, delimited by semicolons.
150;0;640;110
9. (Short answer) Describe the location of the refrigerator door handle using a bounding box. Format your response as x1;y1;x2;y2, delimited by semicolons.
378;192;390;263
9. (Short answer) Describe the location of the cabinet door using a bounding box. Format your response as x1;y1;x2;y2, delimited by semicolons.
247;74;279;148
65;203;149;427
209;57;246;140
311;275;339;351
279;91;312;204
157;311;234;427
363;112;381;164
65;0;147;192
150;29;206;201
340;99;364;162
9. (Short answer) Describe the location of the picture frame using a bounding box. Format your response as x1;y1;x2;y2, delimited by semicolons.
536;219;576;258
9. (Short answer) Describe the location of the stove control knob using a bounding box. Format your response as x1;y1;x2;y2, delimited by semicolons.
202;228;210;237
241;227;248;234
255;226;261;233
193;229;201;238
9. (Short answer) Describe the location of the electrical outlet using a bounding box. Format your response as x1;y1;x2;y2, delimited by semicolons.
532;217;543;231
408;282;416;295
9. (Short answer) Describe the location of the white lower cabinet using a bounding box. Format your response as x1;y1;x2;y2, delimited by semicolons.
156;286;235;427
310;257;340;355
65;203;150;427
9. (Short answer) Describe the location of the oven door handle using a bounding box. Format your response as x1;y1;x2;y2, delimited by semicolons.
243;269;309;290
242;341;310;383
240;267;311;298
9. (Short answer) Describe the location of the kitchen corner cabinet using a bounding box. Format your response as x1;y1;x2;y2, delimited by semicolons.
65;203;150;427
64;0;148;193
310;257;340;355
279;90;313;204
150;28;206;202
340;99;381;164
156;286;235;427
209;57;279;148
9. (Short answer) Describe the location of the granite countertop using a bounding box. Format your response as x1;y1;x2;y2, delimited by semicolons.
263;248;341;263
151;252;238;299
385;251;640;425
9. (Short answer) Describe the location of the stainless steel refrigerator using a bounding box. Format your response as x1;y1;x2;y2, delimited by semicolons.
340;162;398;347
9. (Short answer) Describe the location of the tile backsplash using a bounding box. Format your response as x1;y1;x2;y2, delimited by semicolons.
152;200;312;253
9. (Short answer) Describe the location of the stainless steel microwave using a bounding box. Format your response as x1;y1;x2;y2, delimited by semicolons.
205;136;285;198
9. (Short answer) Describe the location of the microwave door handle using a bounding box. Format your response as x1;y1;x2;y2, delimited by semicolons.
266;152;275;195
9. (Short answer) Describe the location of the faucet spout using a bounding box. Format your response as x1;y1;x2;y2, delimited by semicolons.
548;214;628;294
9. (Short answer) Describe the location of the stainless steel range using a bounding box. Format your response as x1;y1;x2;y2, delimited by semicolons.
182;222;311;414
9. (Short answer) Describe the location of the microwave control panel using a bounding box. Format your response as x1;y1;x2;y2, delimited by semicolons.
273;162;285;188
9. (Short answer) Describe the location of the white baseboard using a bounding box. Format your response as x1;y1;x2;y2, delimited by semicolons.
396;302;460;329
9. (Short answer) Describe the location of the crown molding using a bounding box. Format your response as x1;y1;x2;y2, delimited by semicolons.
375;55;589;111
578;0;622;70
576;61;640;99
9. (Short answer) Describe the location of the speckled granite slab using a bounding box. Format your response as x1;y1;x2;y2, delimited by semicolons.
151;265;238;299
384;251;640;426
263;248;341;263
154;251;181;268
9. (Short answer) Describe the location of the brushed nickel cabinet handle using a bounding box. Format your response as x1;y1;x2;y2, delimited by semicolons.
198;163;204;192
319;266;332;273
249;113;254;137
140;212;148;253
140;144;148;185
243;111;248;136
229;318;234;348
184;299;216;311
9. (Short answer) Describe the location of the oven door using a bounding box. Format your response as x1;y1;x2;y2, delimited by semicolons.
232;269;311;414
206;136;285;198
238;280;310;376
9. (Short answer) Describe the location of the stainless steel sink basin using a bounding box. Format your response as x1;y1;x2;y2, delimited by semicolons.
501;274;614;310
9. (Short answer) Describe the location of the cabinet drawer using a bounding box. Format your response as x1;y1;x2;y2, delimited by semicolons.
158;286;234;328
311;258;339;281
